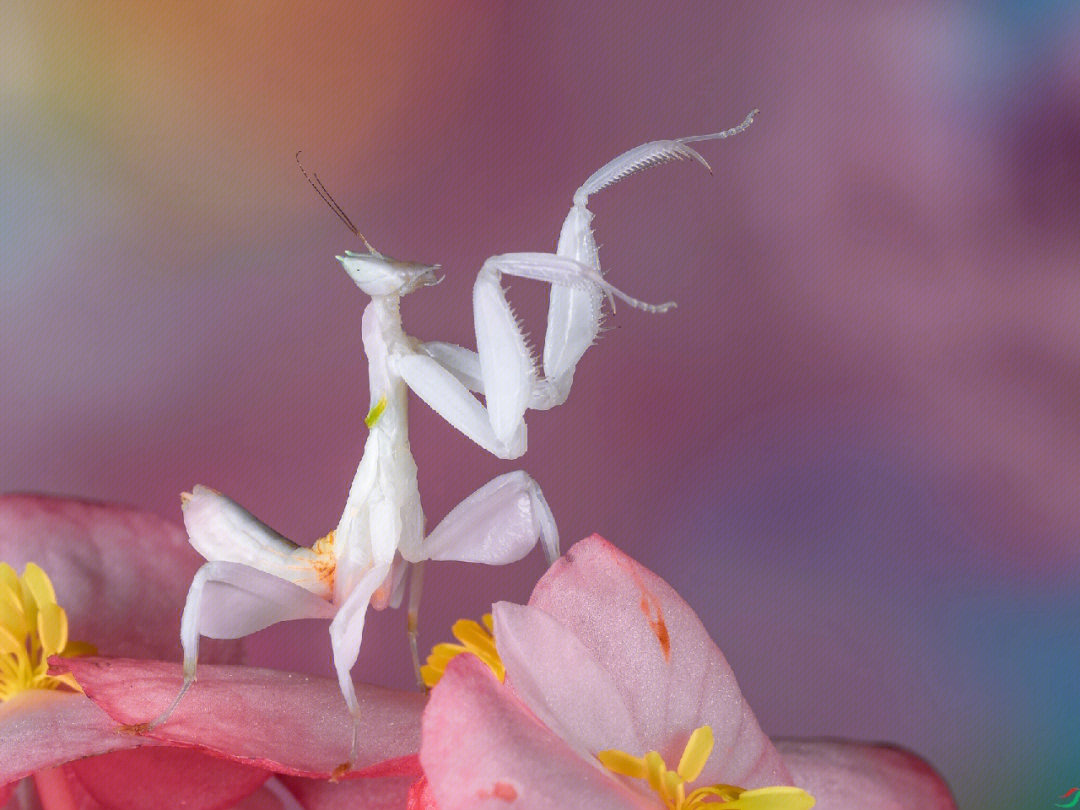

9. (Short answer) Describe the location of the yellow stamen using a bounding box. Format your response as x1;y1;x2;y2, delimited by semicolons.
597;748;649;779
421;613;504;688
365;396;388;428
0;562;96;703
37;602;67;655
677;726;713;782
598;725;815;810
689;786;816;810
646;750;667;796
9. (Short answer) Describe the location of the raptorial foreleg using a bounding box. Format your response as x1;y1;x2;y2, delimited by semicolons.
537;110;758;398
396;349;528;459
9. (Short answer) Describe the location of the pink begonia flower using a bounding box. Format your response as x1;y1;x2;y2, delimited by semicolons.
55;657;424;775
417;536;957;810
0;495;423;810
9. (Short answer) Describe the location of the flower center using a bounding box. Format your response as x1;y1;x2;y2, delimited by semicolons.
0;562;95;702
421;613;504;688
598;726;815;810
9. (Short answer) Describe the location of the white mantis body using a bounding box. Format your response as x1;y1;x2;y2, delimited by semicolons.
168;250;558;766
162;111;756;766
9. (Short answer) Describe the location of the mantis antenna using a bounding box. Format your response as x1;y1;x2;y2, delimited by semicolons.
295;151;380;256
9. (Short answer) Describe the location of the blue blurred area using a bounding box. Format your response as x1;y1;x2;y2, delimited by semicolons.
661;421;1079;808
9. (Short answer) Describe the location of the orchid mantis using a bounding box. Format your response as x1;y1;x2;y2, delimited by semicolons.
159;248;559;767
158;111;757;768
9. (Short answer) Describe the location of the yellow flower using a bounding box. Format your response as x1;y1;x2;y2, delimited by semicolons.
599;726;815;810
0;562;95;701
421;613;503;688
423;613;813;809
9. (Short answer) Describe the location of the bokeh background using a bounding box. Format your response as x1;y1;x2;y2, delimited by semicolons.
3;3;1079;807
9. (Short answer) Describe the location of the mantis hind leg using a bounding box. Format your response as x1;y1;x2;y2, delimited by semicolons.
328;563;393;771
422;471;559;567
141;560;335;731
407;561;426;689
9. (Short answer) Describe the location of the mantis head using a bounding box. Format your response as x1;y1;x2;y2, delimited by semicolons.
336;250;441;298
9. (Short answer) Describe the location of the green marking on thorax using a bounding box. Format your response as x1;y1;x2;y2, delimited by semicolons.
365;396;388;428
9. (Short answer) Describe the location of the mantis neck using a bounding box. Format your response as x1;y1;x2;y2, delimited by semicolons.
362;295;410;436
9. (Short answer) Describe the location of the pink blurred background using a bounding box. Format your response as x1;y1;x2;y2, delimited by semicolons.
3;4;1079;808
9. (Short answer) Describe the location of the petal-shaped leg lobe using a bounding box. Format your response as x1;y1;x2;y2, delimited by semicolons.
420;472;557;566
184;486;329;598
0;494;242;663
181;561;335;677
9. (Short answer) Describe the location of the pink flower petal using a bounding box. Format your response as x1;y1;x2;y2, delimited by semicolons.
0;690;148;786
405;777;436;810
65;748;269;810
775;739;957;810
278;775;417;810
522;535;790;788
5;761;352;810
234;780;303;810
493;601;646;757
0;494;240;662
421;655;656;810
55;657;424;778
33;765;110;810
